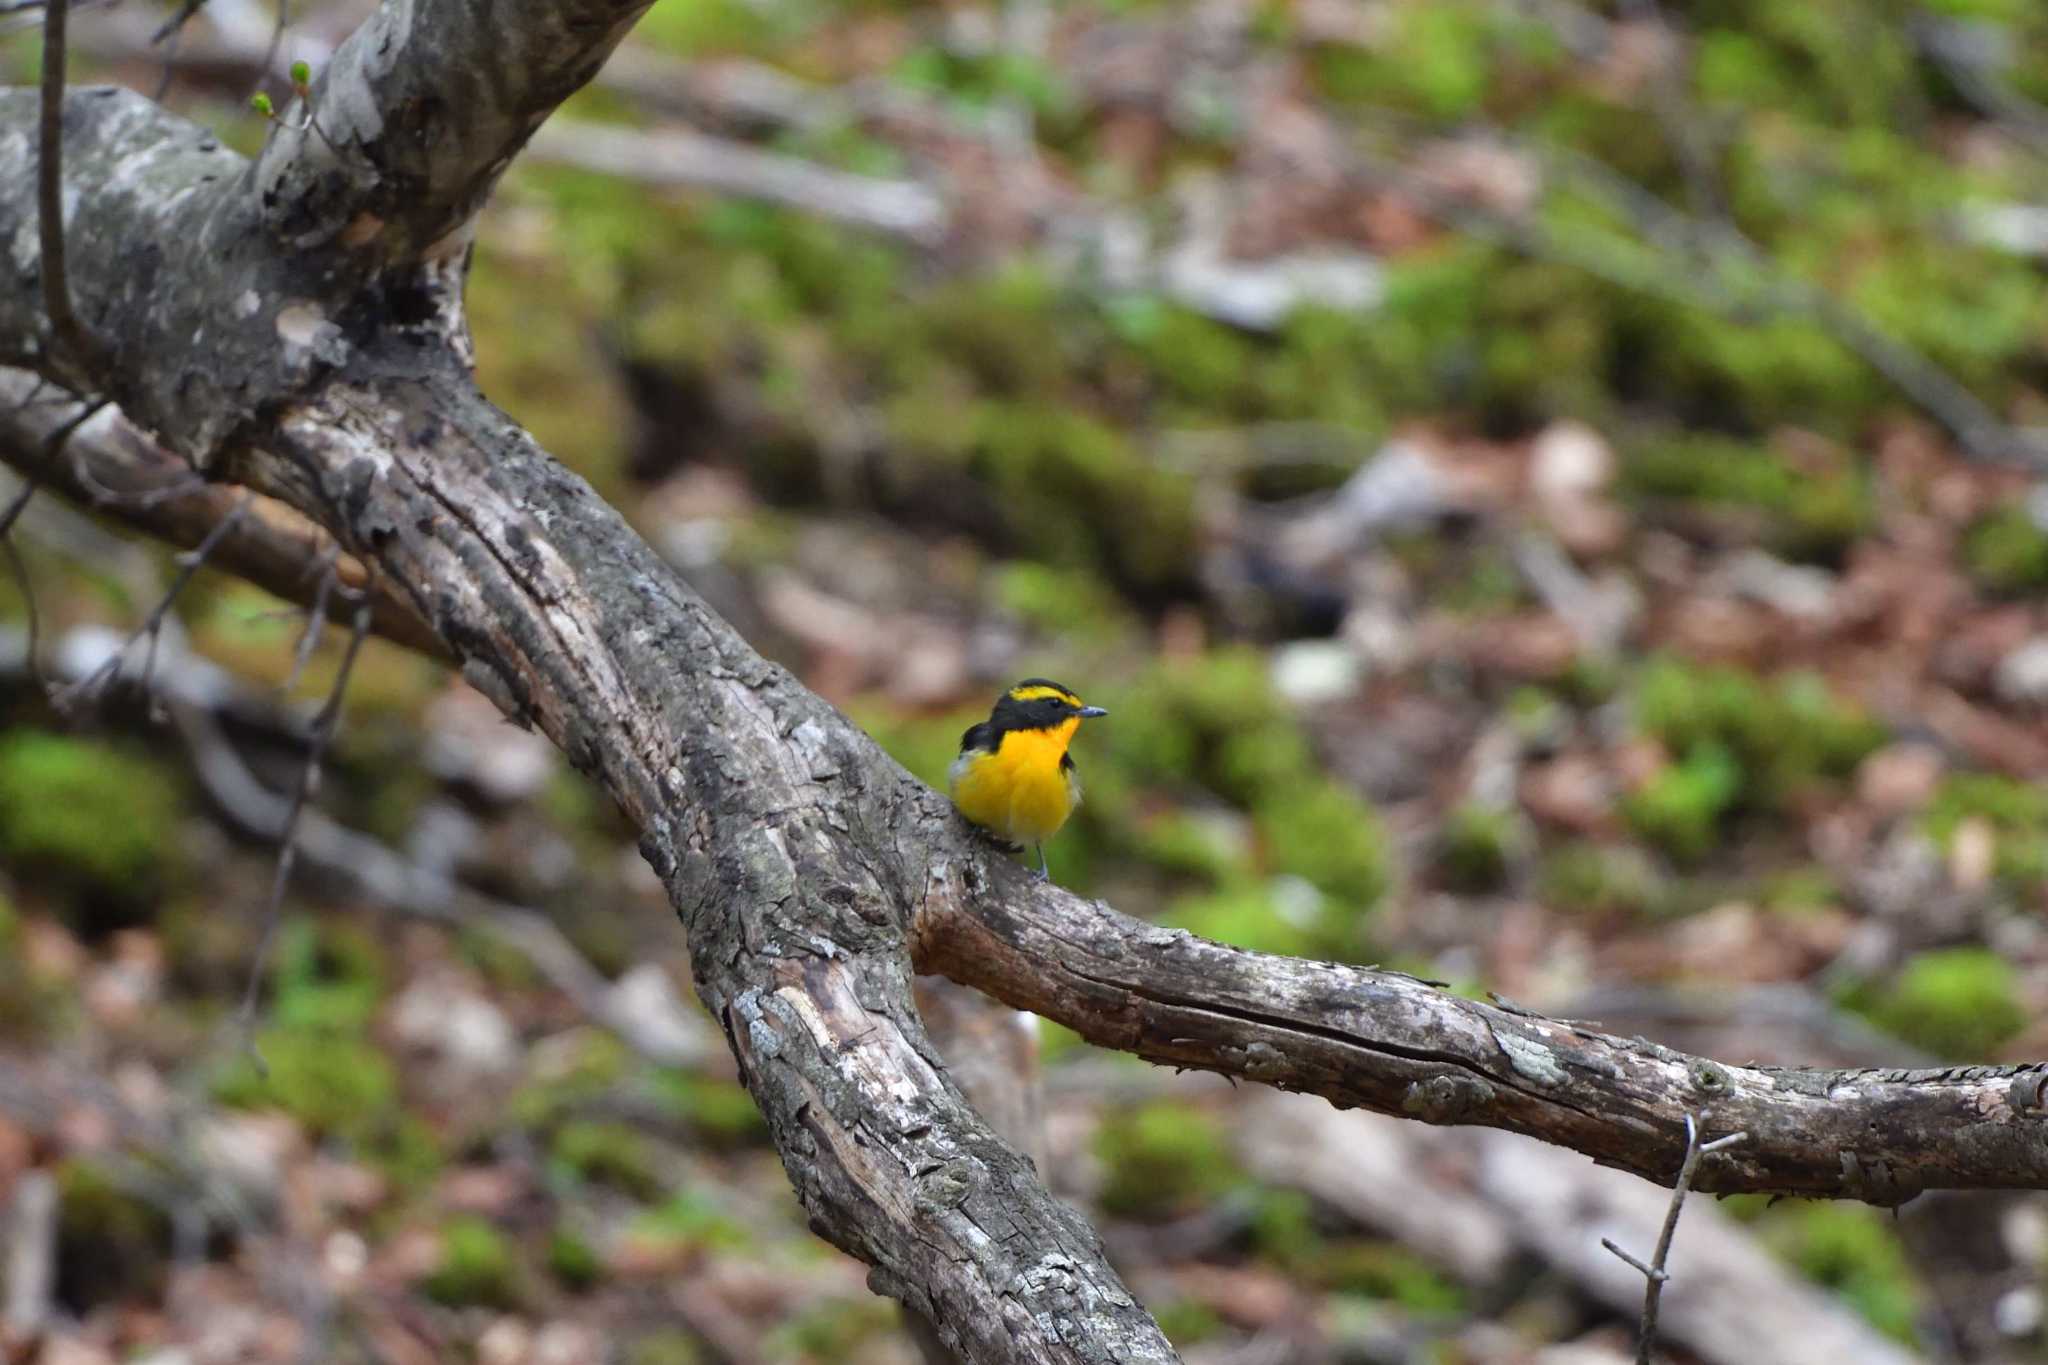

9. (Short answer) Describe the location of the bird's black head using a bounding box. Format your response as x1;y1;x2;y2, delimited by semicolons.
989;678;1108;733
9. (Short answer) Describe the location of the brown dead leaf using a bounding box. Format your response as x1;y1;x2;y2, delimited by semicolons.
1521;753;1617;836
1856;742;1947;819
1169;1262;1306;1329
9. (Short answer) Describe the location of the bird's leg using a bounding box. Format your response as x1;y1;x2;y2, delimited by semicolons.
1034;845;1050;881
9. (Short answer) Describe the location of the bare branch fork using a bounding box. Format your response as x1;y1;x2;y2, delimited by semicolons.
7;1;2048;1359
1601;1114;1751;1365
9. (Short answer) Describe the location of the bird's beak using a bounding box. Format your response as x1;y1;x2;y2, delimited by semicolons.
1077;706;1108;718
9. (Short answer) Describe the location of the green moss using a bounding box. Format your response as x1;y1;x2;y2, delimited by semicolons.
550;1120;665;1199
367;1113;446;1193
1153;1299;1224;1348
1923;773;2048;884
1257;781;1388;919
267;917;387;1035
0;902;59;1039
1763;1203;1921;1344
423;1216;524;1309
626;1331;705;1365
627;1190;753;1255
649;1072;769;1148
0;731;181;908
993;560;1137;643
1623;435;1872;562
213;1030;399;1138
949;403;1197;592
1538;842;1663;918
1761;865;1840;915
1623;742;1743;864
761;1295;902;1360
1857;947;2025;1061
1316;1243;1467;1315
1631;657;1886;838
1104;651;1312;807
1963;503;2048;595
1164;880;1318;959
510;1030;630;1127
1133;810;1254;884
548;1224;604;1292
1436;803;1524;892
1094;1103;1244;1221
632;0;807;57
467;242;634;503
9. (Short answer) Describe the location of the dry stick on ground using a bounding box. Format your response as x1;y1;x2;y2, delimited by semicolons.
0;1170;56;1346
1601;1114;1752;1365
8;7;2048;1360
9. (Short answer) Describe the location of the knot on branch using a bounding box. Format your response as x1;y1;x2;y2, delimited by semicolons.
1688;1061;1731;1095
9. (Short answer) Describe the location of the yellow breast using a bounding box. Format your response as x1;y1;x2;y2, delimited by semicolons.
949;720;1082;846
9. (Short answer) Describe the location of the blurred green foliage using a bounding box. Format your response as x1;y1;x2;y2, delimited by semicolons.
1763;1202;1922;1344
1923;773;2048;885
0;732;181;914
1434;802;1522;892
1628;657;1884;860
1094;1102;1245;1221
424;1216;525;1309
1623;436;1871;564
1849;947;2026;1061
548;1224;604;1291
1538;842;1663;918
550;1119;667;1198
650;1070;771;1148
1963;503;2048;595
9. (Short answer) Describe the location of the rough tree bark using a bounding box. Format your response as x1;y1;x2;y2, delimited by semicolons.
3;1;2048;1360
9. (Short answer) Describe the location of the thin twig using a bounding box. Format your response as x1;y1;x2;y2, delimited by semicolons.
149;0;209;44
154;23;184;102
37;0;105;383
281;546;339;695
1;1170;57;1341
235;596;371;1065
1600;1113;1751;1365
1;398;107;693
52;492;250;713
250;0;290;105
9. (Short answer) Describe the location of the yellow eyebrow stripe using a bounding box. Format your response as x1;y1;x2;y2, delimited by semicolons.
1008;684;1081;706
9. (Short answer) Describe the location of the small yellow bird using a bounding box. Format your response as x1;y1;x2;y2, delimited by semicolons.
949;678;1108;880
